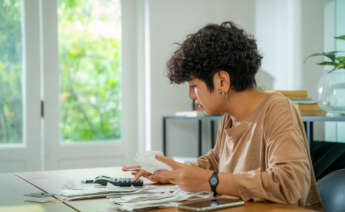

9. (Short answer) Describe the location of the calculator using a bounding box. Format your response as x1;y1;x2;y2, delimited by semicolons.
93;176;143;187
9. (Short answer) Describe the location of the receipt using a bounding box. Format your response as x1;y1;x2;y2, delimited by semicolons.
135;151;171;173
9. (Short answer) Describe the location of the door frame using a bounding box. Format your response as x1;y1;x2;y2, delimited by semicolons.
0;0;42;172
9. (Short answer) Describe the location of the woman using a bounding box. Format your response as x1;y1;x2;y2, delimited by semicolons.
123;21;322;210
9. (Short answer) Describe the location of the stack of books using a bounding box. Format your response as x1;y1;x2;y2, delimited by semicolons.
275;90;326;116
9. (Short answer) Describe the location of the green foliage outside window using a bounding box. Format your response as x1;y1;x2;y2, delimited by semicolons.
59;0;122;142
0;0;22;143
0;0;122;143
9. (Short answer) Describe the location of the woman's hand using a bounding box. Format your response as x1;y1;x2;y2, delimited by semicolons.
122;165;151;180
122;165;170;184
154;155;212;192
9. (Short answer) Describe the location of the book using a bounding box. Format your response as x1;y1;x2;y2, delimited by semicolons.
294;103;325;116
290;98;317;104
268;90;325;116
299;110;326;116
295;103;323;111
273;90;308;99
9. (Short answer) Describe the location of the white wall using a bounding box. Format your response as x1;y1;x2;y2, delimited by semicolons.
142;0;325;157
255;0;324;100
256;0;302;90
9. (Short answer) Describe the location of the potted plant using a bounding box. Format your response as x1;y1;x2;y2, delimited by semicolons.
306;35;345;115
306;35;345;72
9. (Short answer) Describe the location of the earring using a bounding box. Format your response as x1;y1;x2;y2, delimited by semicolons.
224;92;229;99
220;90;229;99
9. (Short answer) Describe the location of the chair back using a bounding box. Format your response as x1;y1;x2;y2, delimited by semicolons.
318;169;345;212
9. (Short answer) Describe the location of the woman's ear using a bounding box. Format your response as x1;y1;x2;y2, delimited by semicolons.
214;71;230;92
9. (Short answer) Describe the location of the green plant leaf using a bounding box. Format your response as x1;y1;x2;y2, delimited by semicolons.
329;63;345;73
335;35;345;40
336;56;345;62
305;51;339;62
317;61;338;66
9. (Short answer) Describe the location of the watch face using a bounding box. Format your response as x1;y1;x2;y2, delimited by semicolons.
210;175;218;185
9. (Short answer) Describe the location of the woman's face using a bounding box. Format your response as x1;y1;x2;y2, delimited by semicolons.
188;78;224;116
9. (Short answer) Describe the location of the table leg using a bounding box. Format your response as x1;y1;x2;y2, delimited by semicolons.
211;120;215;148
198;120;202;156
310;122;314;149
163;117;167;156
304;121;314;149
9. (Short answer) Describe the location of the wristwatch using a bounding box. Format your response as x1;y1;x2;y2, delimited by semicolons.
208;171;219;196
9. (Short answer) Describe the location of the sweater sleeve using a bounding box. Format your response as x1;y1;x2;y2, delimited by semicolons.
230;98;312;205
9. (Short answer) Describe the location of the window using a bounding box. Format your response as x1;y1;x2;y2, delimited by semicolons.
0;0;23;144
0;0;136;172
58;0;122;143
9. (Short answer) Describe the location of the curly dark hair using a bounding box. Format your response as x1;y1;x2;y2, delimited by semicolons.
167;21;262;91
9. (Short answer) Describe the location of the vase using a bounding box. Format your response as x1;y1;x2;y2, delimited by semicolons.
318;70;345;115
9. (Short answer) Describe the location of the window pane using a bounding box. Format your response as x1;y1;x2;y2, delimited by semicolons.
58;0;121;143
0;0;23;144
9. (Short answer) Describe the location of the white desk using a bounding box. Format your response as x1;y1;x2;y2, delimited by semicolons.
0;173;74;211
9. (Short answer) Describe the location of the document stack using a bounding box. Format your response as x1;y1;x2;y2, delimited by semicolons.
57;183;211;211
108;185;212;211
58;183;138;201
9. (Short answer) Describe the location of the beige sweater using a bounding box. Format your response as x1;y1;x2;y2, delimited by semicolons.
193;92;322;210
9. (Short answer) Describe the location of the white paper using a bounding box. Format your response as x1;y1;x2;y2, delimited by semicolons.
135;151;171;173
108;185;212;211
58;183;138;201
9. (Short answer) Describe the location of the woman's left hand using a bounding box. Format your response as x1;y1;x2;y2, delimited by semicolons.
153;154;212;192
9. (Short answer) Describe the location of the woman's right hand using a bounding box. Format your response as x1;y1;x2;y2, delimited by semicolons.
122;165;170;184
